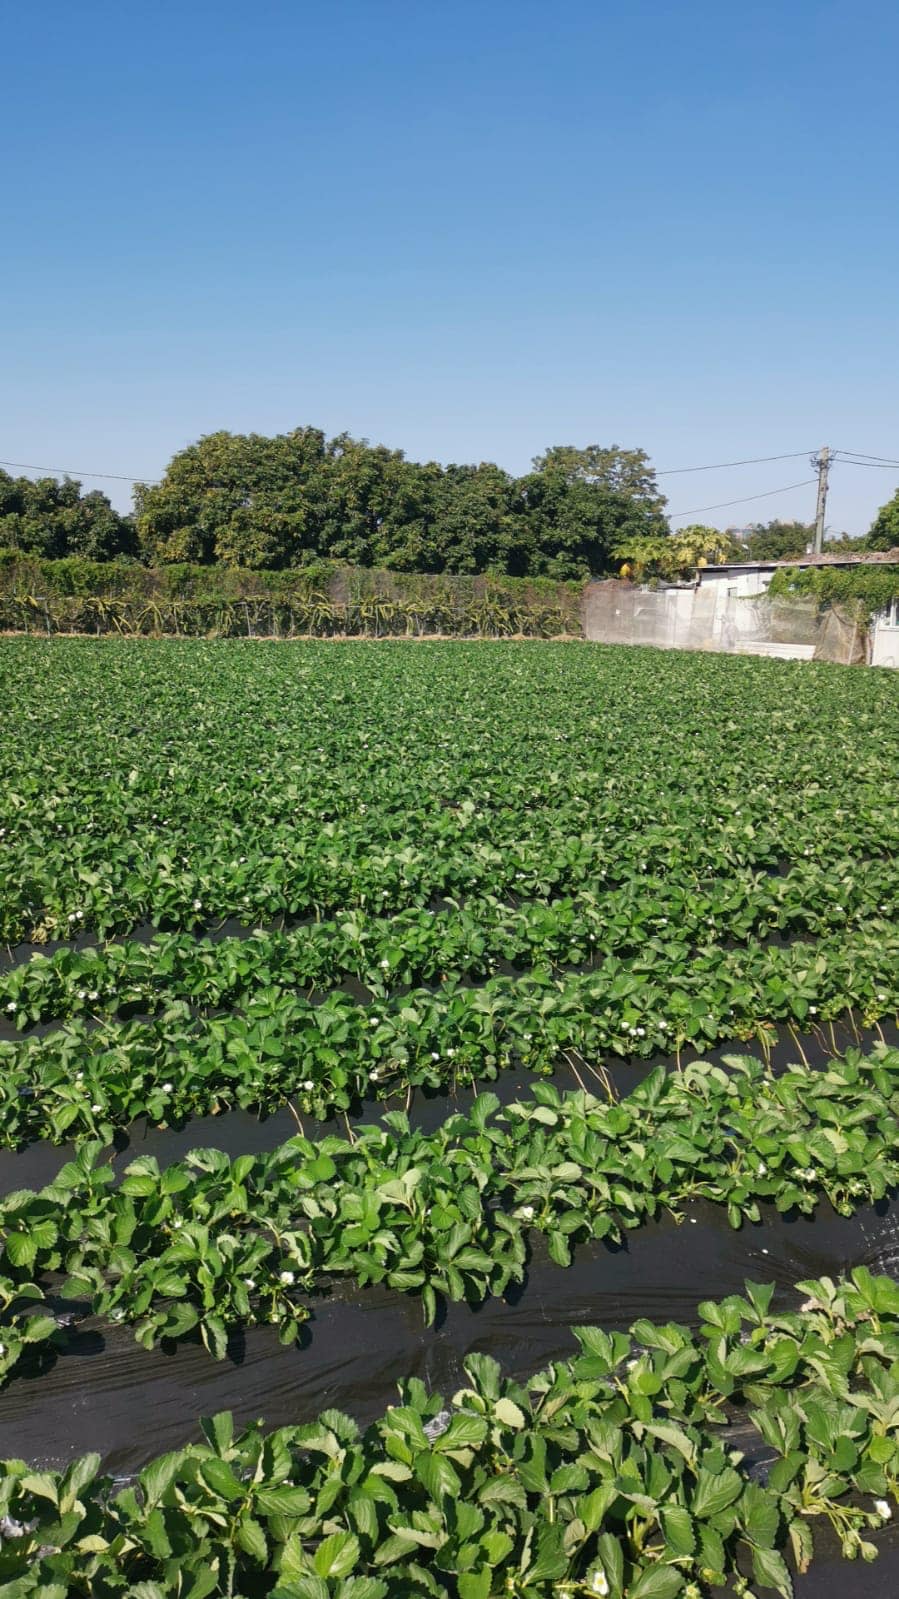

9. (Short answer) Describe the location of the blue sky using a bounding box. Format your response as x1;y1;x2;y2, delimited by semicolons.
3;0;898;532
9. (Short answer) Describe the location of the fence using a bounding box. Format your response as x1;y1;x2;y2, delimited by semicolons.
0;593;579;641
582;581;866;665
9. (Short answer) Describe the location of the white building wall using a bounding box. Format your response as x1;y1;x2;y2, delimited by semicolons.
697;567;773;599
871;601;899;668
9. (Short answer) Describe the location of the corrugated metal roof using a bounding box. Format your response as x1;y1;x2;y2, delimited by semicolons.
774;548;899;567
699;549;899;572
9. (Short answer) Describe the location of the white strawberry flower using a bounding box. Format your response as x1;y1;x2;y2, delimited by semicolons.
280;1270;295;1285
875;1499;892;1521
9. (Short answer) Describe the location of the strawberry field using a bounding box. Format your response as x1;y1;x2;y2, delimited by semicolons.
0;635;898;1597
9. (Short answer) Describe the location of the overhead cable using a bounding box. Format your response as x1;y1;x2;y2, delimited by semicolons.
0;459;161;483
655;450;814;476
834;453;899;470
667;480;817;519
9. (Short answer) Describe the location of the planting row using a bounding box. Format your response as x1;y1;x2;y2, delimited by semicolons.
2;852;896;1029
1;1045;897;1386
7;787;895;948
1;923;896;1148
2;639;898;942
5;1268;899;1595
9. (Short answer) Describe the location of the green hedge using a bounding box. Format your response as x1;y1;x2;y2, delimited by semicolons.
769;563;899;620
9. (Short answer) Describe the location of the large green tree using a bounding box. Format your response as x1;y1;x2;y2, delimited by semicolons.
740;520;813;562
511;445;668;579
135;428;667;577
135;428;330;566
0;472;136;559
531;443;666;509
867;488;899;552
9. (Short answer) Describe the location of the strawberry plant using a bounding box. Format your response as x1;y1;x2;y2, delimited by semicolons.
2;637;898;1594
2;1044;899;1386
1;1273;899;1593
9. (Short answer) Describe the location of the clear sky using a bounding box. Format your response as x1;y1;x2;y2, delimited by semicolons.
3;0;898;532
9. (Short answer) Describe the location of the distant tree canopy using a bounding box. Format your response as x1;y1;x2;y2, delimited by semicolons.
868;487;899;552
0;432;686;579
133;429;669;579
0;471;137;561
7;440;897;580
739;520;814;562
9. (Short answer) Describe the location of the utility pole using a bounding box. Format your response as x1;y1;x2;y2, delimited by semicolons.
813;446;830;554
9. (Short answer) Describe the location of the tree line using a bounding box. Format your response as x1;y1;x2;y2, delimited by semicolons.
1;426;897;578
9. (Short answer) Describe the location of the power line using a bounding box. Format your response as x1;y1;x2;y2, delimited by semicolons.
836;448;899;464
667;479;817;519
655;449;814;476
0;459;160;483
2;445;894;507
1;449;820;485
834;452;899;470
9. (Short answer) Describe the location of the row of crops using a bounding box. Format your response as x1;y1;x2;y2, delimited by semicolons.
1;1046;898;1379
7;1268;899;1596
0;594;576;639
0;636;898;1596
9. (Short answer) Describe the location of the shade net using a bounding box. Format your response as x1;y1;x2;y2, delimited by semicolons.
582;582;865;665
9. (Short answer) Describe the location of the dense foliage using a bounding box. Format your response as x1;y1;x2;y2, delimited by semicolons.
735;522;814;562
0;471;136;560
0;435;670;580
612;526;736;581
4;1270;899;1595
867;487;899;551
769;564;899;618
1;920;897;1145
132;432;668;578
